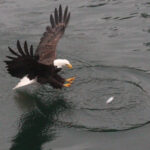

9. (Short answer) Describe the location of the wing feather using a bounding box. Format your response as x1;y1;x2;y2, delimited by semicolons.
6;56;16;59
35;5;70;65
64;6;68;21
50;14;55;28
59;5;62;22
54;8;58;25
30;45;34;56
17;40;25;56
24;41;30;55
8;47;20;57
5;40;39;78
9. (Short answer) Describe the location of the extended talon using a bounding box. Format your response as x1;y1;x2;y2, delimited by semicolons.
63;83;71;87
66;77;75;82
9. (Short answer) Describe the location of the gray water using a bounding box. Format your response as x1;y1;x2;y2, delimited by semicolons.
1;0;150;149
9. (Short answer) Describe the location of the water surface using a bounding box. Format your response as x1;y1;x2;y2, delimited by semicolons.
1;0;150;149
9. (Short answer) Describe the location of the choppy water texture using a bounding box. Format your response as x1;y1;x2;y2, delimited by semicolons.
1;0;150;149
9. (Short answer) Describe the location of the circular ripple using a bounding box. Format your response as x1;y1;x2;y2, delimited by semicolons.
57;66;150;131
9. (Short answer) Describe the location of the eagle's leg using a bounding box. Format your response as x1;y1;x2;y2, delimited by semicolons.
65;77;75;83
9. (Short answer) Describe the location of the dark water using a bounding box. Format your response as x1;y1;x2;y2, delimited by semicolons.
1;0;150;149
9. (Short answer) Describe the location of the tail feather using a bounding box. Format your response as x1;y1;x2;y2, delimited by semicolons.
13;76;36;89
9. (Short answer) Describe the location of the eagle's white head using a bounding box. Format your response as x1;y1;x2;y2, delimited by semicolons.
54;59;72;69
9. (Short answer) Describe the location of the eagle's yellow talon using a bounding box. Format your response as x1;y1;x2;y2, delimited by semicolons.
63;83;71;87
66;77;75;82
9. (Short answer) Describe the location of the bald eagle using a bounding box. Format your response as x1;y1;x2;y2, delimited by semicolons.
5;5;75;89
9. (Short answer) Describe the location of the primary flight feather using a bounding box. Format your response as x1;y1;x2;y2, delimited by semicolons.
36;5;70;65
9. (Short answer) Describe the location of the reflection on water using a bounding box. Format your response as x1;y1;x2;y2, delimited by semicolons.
10;89;71;150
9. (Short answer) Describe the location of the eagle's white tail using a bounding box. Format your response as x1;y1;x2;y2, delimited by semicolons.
13;76;36;89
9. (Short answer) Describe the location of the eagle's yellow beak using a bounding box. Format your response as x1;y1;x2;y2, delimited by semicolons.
66;64;73;69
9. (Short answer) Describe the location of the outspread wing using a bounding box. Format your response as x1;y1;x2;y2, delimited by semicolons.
5;40;65;89
35;5;70;65
5;40;40;79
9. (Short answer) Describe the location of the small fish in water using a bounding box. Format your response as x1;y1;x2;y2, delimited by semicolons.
106;96;114;104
